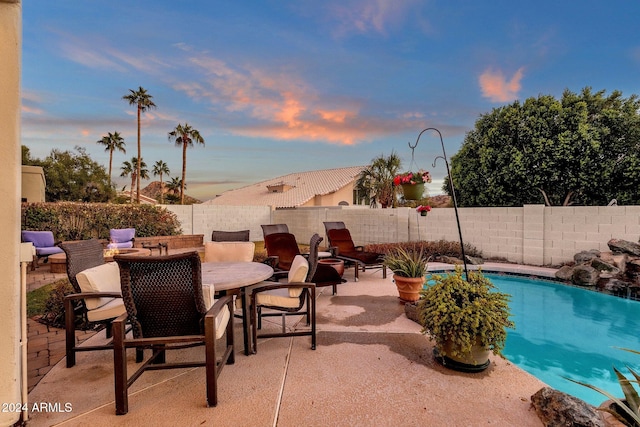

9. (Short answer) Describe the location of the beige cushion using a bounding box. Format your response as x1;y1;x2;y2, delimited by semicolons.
76;262;121;310
287;255;309;298
202;283;231;339
256;287;304;308
204;241;255;263
86;298;125;322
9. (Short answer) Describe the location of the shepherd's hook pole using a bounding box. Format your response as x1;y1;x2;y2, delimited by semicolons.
410;128;468;278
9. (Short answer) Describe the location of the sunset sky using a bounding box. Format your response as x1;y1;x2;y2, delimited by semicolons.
21;1;640;201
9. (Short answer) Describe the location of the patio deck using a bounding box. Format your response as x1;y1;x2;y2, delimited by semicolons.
25;260;549;426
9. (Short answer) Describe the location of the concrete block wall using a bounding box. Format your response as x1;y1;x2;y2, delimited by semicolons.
163;204;640;266
163;204;272;242
543;205;640;265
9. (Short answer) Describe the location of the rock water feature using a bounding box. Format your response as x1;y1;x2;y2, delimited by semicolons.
555;238;640;299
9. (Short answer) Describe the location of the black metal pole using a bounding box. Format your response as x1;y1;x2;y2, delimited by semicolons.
410;128;468;278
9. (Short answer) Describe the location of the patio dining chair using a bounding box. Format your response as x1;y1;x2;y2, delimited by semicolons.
211;229;250;242
323;222;386;281
113;252;235;414
250;254;315;353
59;239;127;368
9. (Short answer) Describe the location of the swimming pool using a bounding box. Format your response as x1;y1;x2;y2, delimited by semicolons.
486;273;640;406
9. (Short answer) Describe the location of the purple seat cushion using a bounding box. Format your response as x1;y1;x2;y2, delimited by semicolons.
109;228;135;243
21;231;63;256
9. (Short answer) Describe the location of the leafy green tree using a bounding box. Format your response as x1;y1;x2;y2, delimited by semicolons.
152;160;170;204
168;123;204;204
123;86;156;204
448;88;640;206
120;157;149;204
40;146;114;202
96;131;126;187
355;152;402;208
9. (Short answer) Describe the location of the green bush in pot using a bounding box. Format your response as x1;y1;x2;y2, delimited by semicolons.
417;266;514;369
383;246;428;278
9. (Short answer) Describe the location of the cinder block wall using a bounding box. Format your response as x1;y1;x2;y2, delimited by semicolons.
164;204;640;266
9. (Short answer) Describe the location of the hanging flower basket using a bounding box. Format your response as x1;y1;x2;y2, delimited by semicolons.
402;183;424;201
393;171;432;201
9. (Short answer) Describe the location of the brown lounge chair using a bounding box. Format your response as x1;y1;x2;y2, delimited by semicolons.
324;222;386;281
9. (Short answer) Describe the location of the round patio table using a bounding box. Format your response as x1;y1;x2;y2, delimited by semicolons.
201;261;274;355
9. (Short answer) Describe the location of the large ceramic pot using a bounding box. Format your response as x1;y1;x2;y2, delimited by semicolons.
401;183;424;201
434;337;491;372
393;274;424;302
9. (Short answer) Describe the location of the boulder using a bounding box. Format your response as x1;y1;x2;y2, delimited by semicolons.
601;279;629;294
575;249;601;264
439;256;463;265
590;258;620;276
531;387;605;427
608;239;640;257
572;265;599;286
555;265;575;281
465;255;484;265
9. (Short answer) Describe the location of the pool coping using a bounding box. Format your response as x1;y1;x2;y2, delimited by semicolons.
427;261;559;279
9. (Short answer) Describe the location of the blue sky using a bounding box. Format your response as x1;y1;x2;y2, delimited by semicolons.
21;1;640;201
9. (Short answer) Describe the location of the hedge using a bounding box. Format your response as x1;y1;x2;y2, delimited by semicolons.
21;202;182;241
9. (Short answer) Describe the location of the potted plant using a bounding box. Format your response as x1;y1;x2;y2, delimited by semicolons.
383;246;428;302
417;267;514;372
393;170;432;200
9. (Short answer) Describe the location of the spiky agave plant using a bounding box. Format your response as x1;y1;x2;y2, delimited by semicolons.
567;348;640;427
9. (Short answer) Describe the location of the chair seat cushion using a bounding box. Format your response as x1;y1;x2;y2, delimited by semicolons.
339;250;382;265
256;287;304;309
106;241;134;249
86;298;125;322
76;262;121;310
36;246;64;256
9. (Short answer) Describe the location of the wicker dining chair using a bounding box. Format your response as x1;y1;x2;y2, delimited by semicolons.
113;252;235;415
60;239;126;368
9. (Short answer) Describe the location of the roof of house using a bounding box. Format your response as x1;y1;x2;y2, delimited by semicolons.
204;166;366;208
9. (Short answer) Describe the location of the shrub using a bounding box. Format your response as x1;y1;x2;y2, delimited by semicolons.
22;202;182;240
366;240;481;260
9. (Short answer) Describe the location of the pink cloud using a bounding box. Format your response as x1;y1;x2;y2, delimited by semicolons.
479;67;525;102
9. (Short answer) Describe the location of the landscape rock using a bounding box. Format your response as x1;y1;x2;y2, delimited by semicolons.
465;255;484;265
574;249;601;264
572;265;599;286
555;265;575;281
590;258;620;276
531;387;605;427
439;256;463;265
601;279;629;294
608;239;640;257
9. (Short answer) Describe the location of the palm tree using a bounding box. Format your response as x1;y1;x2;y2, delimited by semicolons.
120;157;149;203
123;86;156;204
152;160;170;204
168;123;205;204
165;176;184;204
96;131;126;187
355;152;402;208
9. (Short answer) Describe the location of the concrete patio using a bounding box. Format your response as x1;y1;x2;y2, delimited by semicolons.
25;262;549;426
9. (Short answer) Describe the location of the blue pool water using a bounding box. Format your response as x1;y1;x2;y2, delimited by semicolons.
485;273;640;406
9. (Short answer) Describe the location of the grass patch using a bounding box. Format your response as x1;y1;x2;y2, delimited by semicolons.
26;279;69;317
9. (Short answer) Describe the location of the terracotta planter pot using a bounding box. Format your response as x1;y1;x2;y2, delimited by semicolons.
393;274;424;302
401;183;424;200
318;258;345;277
